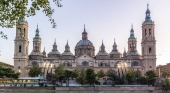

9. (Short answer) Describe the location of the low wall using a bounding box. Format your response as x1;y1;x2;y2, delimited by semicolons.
55;86;163;93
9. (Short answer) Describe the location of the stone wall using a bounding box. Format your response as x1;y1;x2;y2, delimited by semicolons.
55;86;163;93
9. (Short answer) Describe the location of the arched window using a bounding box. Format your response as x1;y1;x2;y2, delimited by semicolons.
149;47;152;54
32;61;38;66
145;29;147;36
82;61;88;66
19;45;21;52
24;28;25;37
131;61;138;66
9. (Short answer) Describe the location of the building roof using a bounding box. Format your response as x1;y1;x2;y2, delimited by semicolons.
76;40;94;47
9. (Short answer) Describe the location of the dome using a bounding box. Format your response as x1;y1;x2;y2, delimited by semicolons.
76;40;94;47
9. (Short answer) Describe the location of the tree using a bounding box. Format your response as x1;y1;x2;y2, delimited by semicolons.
72;68;79;79
162;70;169;78
161;79;170;92
107;69;119;84
97;69;106;79
138;76;147;84
145;70;157;86
28;66;42;77
0;0;62;39
0;63;20;87
77;68;86;85
125;68;135;84
64;70;73;86
54;64;65;84
134;70;142;84
85;68;97;86
46;73;58;86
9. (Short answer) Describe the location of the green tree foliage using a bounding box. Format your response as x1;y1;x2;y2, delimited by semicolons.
162;70;170;78
145;70;157;86
138;76;147;84
72;68;79;79
85;68;97;86
64;70;73;86
28;66;42;77
161;79;170;92
46;73;58;86
54;64;65;80
134;70;142;84
107;69;118;80
125;68;135;84
97;69;106;79
0;0;62;39
77;68;86;85
0;63;20;79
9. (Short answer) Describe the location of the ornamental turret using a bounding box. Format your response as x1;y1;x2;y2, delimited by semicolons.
82;24;88;40
128;24;137;53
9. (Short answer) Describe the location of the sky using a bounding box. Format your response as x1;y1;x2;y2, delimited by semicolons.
0;0;170;66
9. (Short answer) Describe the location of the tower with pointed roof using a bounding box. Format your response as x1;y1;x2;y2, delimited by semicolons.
127;24;137;53
109;39;122;59
14;18;29;77
141;3;156;71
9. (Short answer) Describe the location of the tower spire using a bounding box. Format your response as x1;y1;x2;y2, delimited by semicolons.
145;3;152;22
102;39;104;46
35;24;40;38
84;24;86;32
147;2;149;9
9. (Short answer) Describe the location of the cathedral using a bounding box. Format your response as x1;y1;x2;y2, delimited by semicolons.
14;4;156;77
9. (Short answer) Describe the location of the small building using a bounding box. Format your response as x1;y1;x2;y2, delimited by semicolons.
156;63;170;77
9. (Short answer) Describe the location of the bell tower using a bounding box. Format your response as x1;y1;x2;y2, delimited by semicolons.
14;18;29;77
141;4;156;72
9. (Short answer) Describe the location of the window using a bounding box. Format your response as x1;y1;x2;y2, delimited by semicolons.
24;28;25;37
18;66;20;69
149;29;151;36
145;29;147;36
131;61;138;66
82;61;88;66
150;66;152;68
19;45;21;52
32;61;38;66
149;47;152;54
84;50;86;54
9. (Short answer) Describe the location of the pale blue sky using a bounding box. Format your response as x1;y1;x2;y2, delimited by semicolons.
0;0;170;66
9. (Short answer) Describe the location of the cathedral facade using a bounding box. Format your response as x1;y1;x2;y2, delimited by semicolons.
14;4;156;77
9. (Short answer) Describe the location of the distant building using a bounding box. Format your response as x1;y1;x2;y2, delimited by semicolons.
156;63;170;77
0;62;14;69
14;4;156;77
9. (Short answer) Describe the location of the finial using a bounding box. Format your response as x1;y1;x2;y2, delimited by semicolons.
43;47;45;52
131;23;133;29
54;38;56;44
84;24;86;32
102;39;104;46
67;39;68;44
37;23;38;28
147;2;149;9
114;38;116;44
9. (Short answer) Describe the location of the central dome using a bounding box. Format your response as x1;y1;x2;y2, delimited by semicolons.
76;40;93;47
